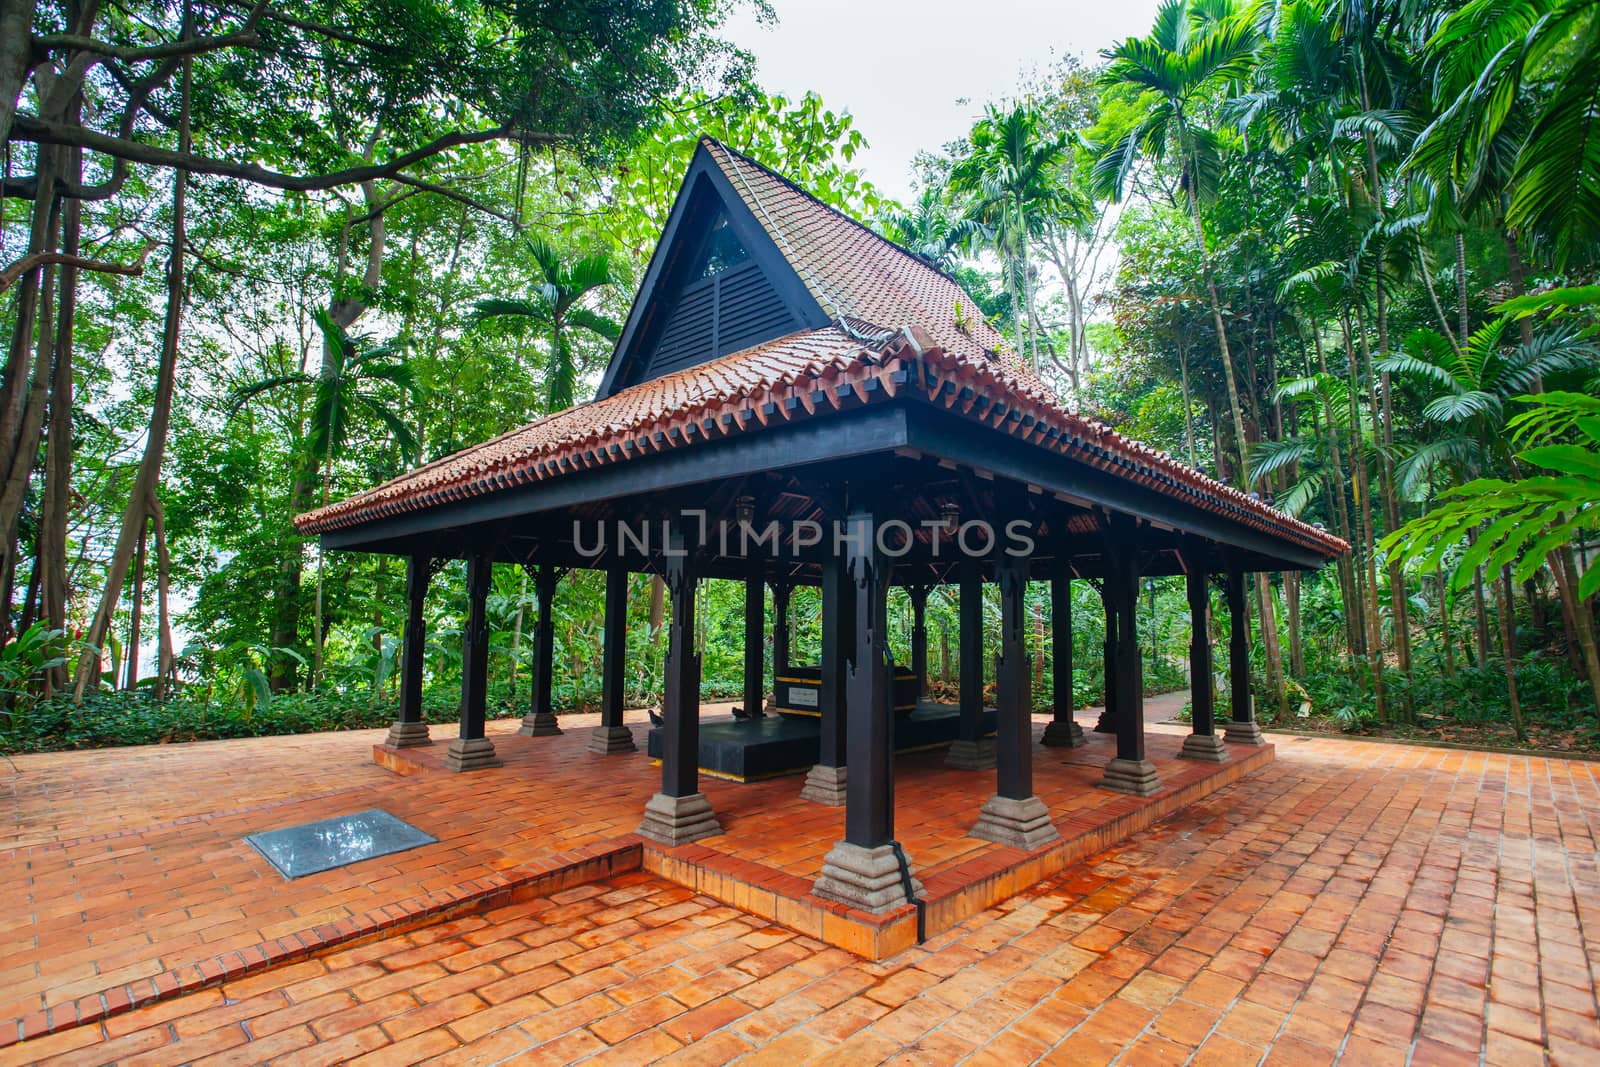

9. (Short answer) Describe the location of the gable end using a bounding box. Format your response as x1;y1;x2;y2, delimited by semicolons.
597;145;830;398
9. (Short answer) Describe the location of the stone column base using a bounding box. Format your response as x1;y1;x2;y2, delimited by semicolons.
517;711;562;737
970;794;1061;850
443;736;501;772
1093;710;1116;733
1041;719;1086;747
1224;720;1265;746
799;763;847;806
946;737;996;770
587;725;636;754
1100;757;1161;796
385;720;432;748
637;792;723;847
813;841;923;914
1180;733;1230;762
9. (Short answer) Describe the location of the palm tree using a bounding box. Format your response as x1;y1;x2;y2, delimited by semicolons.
1379;313;1600;720
949;102;1082;366
473;236;622;412
1419;0;1600;270
879;186;961;270
1094;0;1260;483
232;310;420;684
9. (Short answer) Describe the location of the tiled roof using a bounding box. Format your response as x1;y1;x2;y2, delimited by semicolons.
295;139;1345;559
702;140;1003;361
295;322;1346;558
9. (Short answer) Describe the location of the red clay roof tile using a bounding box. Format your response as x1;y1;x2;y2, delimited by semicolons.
295;141;1345;560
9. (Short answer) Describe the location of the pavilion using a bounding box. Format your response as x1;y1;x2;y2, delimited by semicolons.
295;138;1346;916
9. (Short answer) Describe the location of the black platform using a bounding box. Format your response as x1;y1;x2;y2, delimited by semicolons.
645;703;999;781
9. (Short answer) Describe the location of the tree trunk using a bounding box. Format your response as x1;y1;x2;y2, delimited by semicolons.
151;491;175;696
1498;565;1525;740
39;147;79;692
1472;567;1492;667
1178;337;1197;468
0;0;38;151
269;461;314;690
125;521;146;690
649;575;665;645
0;149;60;495
1552;547;1600;713
0;176;62;638
1310;324;1362;660
1286;571;1304;677
71;40;190;699
1436;568;1456;682
508;565;528;691
1341;315;1385;716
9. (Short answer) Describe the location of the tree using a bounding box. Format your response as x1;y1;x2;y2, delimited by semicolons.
471;237;622;412
229;310;420;683
949;101;1082;366
1095;0;1260;483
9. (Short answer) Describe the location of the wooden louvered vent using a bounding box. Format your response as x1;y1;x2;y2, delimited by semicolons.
647;260;797;378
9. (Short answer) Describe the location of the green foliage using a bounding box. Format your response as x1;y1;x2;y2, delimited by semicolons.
1385;392;1600;599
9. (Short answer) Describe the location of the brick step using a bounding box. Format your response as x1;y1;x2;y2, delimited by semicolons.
1;838;642;1050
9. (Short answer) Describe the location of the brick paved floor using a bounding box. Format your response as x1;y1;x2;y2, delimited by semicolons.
5;719;1599;1063
2;696;1209;1023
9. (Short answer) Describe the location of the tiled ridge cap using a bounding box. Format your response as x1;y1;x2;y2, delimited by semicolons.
296;326;1346;557
700;136;986;315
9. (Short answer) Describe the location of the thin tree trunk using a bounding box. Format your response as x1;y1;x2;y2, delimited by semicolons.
1342;314;1386;716
649;575;665;646
1498;565;1525;740
1553;547;1600;713
151;491;175;696
1178;337;1197;468
0;185;62;637
39;146;79;692
508;566;527;691
0;148;61;494
1286;571;1304;677
1310;324;1362;659
1436;568;1456;681
17;556;40;636
1473;567;1492;666
71;29;191;698
125;522;146;690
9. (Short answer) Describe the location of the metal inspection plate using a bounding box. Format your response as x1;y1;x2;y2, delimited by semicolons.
245;808;436;880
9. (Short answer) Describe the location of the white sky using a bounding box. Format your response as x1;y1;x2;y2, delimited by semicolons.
722;0;1166;203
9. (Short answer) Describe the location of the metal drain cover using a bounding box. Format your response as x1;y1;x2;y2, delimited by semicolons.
245;808;436;879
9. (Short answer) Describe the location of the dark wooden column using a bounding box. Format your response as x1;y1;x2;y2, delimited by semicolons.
1042;571;1085;747
1181;564;1228;761
801;556;849;805
589;566;636;754
1100;546;1160;794
638;523;722;844
1224;567;1265;745
971;556;1060;848
518;565;562;737
386;554;434;748
814;509;920;912
445;552;500;771
1094;584;1119;733
771;580;791;680
947;560;995;769
908;584;930;700
742;564;765;717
